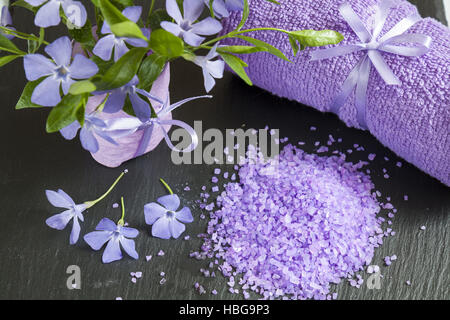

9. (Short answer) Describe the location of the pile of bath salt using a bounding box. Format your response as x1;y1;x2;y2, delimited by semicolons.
197;144;386;300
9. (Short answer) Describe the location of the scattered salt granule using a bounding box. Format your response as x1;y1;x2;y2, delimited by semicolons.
396;161;402;167
212;176;218;183
270;129;276;136
159;278;166;285
157;250;165;256
368;153;376;161
317;146;328;153
146;255;152;262
384;156;389;161
212;186;219;192
195;144;386;300
116;297;122;300
406;280;411;285
131;277;137;283
420;225;426;230
184;186;190;191
404;195;408;201
384;256;392;266
112;203;119;208
211;289;218;295
124;169;128;173
135;272;142;279
160;272;165;277
214;168;221;175
184;235;190;240
310;126;317;131
223;172;229;179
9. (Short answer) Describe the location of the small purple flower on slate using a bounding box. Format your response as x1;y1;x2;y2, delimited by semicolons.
84;218;139;263
24;0;87;28
161;0;222;46
100;76;162;121
45;189;87;245
193;43;224;92
93;6;149;61
204;0;244;18
60;113;118;153
23;36;98;106
144;179;193;239
0;5;15;39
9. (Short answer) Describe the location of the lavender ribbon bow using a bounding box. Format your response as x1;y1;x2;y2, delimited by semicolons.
311;0;432;129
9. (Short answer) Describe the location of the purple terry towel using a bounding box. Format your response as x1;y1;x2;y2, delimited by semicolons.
221;0;449;186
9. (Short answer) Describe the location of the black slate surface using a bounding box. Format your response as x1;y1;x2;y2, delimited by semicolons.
0;1;448;300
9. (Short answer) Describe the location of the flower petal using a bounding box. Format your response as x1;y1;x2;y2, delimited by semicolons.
102;237;123;263
157;194;180;211
95;218;117;231
45;210;73;230
69;55;99;79
169;219;185;239
25;0;46;6
183;31;205;46
61;78;75;95
166;0;182;24
103;89;127;113
175;206;194;223
124;37;148;48
80;128;99;153
31;76;62;107
184;0;204;22
122;6;142;22
46;189;73;208
206;59;225;78
93;34;115;61
151;216;171;239
191;17;223;35
45;36;72;67
225;0;244;11
57;189;76;206
206;0;229;18
144;202;167;225
34;0;61;28
202;68;216;93
60;121;81;140
129;92;151;121
120;237;139;259
161;21;182;37
23;54;55;81
113;40;129;61
70;216;81;244
84;230;113;250
120;227;139;238
62;0;87;27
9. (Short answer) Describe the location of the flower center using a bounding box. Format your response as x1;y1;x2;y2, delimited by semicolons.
166;211;175;219
55;65;70;81
180;20;192;32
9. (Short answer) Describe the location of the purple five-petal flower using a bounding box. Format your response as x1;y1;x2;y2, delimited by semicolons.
60;113;118;153
193;43;224;92
24;0;87;28
161;0;222;46
45;189;86;245
144;194;193;239
0;5;15;39
101;75;162;121
204;0;244;18
93;6;149;61
84;218;139;264
23;36;98;106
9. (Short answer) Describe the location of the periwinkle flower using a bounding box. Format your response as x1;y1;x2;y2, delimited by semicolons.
45;189;86;245
193;43;224;92
145;188;193;240
93;6;149;62
60;113;118;153
24;0;87;28
161;0;222;46
204;0;244;18
0;5;15;39
101;76;162;121
23;36;98;106
84;217;139;264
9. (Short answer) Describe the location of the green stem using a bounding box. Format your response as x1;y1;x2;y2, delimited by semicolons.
160;178;173;195
85;171;127;208
118;197;125;226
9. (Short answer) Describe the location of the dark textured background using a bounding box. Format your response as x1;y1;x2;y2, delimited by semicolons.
0;1;448;300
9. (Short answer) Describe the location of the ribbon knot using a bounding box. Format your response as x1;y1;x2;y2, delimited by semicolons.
311;0;432;129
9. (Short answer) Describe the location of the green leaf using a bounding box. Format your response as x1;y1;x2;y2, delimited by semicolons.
147;8;171;30
110;21;147;40
98;0;146;40
94;47;148;91
0;54;20;67
218;45;267;55
288;30;344;53
0;33;25;55
69;80;97;95
46;94;85;133
288;34;299;56
11;0;37;13
236;35;290;62
15;78;45;109
264;0;280;4
236;0;249;31
149;29;184;59
138;54;167;90
219;52;252;86
68;20;95;49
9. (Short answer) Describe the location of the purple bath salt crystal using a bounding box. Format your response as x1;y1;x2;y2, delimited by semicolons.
270;129;276;136
223;172;229;179
317;146;328;153
406;280;411;285
384;256;392;266
211;289;218;295
159;278;166;285
396;161;402;167
212;176;218;183
314;141;320;147
214;168;221;175
384;156;389;161
157;250;165;256
184;186;191;191
112;203;119;208
196;144;385;300
131;277;137;283
146;255;152;261
404;195;409;201
160;272;165;277
310;126;317;131
420;225;426;230
368;153;376;161
212;186;219;192
116;297;122;300
184;235;190;240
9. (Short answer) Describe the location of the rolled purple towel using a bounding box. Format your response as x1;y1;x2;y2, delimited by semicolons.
221;0;449;186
